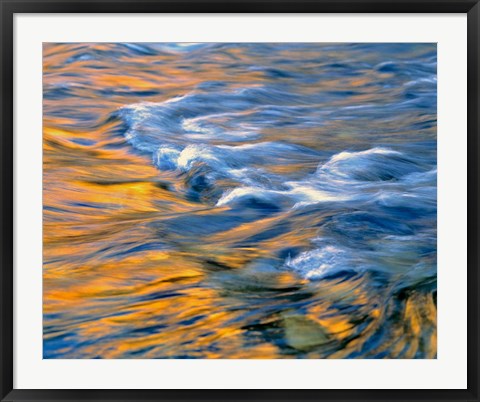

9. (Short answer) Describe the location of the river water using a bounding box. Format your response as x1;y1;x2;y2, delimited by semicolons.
43;43;437;359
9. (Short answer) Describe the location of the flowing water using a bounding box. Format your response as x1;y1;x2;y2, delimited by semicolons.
43;43;437;359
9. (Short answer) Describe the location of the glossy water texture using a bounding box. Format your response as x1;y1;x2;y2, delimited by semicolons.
43;43;437;359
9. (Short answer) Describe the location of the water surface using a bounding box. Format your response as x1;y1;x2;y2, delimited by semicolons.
43;43;437;359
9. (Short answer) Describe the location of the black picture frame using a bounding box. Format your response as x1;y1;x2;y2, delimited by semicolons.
1;1;479;401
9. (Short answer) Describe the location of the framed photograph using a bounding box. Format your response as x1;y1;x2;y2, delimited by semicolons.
1;0;479;401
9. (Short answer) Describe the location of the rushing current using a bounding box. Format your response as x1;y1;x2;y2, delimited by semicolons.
43;43;437;359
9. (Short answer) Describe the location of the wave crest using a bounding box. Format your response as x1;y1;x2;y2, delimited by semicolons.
317;147;423;182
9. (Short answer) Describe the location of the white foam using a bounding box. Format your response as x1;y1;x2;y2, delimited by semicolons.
285;246;350;280
177;144;221;171
322;147;401;167
153;146;181;170
216;182;346;208
216;186;262;206
288;183;349;208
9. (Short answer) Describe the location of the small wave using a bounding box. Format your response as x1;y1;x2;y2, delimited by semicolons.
317;147;424;182
404;77;437;87
216;184;345;208
152;141;307;180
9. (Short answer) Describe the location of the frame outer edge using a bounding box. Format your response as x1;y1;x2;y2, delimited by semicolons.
467;1;480;400
2;1;480;401
0;0;477;13
0;0;14;401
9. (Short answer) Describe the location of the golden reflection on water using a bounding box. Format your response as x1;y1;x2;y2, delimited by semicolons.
43;43;436;359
